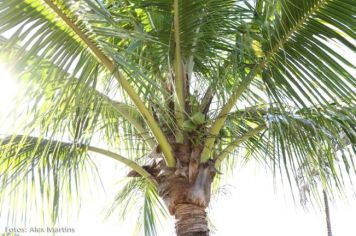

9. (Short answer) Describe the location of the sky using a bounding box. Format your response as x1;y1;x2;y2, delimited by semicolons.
0;63;355;236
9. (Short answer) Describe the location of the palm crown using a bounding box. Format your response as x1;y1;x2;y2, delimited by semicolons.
0;0;355;235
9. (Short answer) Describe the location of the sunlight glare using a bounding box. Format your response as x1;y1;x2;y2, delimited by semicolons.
0;63;23;134
0;63;19;112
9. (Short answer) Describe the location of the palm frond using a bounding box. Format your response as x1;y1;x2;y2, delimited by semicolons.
45;0;176;166
1;33;156;154
257;104;355;195
0;134;157;224
0;0;175;166
107;178;169;236
260;0;355;107
0;135;90;223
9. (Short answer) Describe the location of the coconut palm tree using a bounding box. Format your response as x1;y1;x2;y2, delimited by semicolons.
323;189;333;236
0;0;355;235
298;152;344;236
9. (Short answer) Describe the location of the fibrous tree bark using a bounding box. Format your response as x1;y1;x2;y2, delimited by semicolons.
128;143;216;235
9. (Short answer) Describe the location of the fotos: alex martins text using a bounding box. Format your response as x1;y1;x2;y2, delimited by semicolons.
4;226;75;233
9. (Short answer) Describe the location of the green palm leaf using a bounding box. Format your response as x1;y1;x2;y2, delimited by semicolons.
260;0;355;106
0;135;157;224
219;103;355;192
107;178;168;236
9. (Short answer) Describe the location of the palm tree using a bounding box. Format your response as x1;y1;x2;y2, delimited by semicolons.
0;0;355;235
323;189;332;236
298;153;342;236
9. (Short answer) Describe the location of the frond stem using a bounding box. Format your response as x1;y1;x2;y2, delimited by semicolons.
88;146;158;188
173;0;185;143
110;102;156;148
200;69;257;162
214;125;266;168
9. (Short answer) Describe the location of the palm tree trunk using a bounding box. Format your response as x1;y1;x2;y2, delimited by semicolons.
132;144;214;235
174;204;209;236
155;158;213;236
323;190;332;236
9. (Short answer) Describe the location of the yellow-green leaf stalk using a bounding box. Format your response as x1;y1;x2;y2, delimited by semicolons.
173;0;185;143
